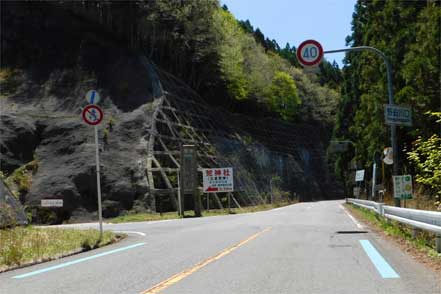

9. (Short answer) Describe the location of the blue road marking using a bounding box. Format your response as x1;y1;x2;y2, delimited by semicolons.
359;240;400;279
12;242;146;279
90;90;96;104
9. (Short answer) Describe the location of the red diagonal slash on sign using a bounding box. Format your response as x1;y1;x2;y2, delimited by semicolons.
82;105;103;126
206;186;218;192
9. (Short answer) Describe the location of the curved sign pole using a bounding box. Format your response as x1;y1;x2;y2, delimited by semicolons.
324;46;399;207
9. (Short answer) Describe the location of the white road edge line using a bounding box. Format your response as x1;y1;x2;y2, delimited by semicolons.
340;204;364;229
114;231;146;237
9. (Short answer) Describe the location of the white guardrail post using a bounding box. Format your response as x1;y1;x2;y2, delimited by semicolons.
346;198;441;253
377;203;384;216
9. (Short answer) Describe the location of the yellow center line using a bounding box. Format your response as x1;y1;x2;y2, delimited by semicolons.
141;227;272;294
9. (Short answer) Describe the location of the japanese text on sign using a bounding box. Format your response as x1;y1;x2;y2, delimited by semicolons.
384;104;412;126
393;175;413;199
202;168;234;193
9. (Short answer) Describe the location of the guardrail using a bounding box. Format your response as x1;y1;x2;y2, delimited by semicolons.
346;198;441;253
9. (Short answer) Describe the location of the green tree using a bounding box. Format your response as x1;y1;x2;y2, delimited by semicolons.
214;8;250;100
407;112;441;209
333;0;440;188
266;72;301;121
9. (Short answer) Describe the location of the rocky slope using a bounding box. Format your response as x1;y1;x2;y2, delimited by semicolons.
0;2;343;224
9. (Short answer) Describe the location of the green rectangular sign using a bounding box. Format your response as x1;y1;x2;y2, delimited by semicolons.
393;175;413;199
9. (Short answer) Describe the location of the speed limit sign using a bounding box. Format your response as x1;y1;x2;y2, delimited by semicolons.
296;40;324;67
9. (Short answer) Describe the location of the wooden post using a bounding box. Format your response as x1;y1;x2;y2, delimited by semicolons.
194;188;202;217
206;193;209;211
180;144;200;217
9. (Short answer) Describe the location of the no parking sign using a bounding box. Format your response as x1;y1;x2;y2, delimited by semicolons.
82;104;103;126
82;90;104;238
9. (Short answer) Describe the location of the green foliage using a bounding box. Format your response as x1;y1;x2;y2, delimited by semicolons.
0;227;118;268
271;175;282;185
5;1;342;135
266;71;301;121
0;68;21;98
407;113;441;209
242;135;254;145
5;159;39;198
333;1;440;188
0;203;17;228
215;9;250;100
214;8;338;124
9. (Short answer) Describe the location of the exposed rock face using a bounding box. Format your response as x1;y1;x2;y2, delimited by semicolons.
0;2;343;223
0;179;27;227
0;114;40;174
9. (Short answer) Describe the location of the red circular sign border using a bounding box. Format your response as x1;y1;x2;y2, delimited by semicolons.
82;104;104;126
296;40;324;66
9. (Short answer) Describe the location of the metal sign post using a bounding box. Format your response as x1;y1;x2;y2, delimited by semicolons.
94;125;103;239
82;92;104;239
322;46;400;206
177;170;182;216
371;162;376;200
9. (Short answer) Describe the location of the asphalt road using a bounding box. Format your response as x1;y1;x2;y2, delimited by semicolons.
1;200;440;294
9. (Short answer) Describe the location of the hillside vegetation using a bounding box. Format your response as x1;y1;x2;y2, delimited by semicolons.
1;1;344;223
333;0;440;208
2;0;341;128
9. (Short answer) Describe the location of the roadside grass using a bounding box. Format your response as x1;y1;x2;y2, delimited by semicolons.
0;226;120;271
108;201;296;224
345;203;441;264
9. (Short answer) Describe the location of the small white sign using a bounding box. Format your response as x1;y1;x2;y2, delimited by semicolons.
393;175;413;199
383;147;393;165
355;170;365;182
85;90;101;105
384;104;412;126
303;65;320;74
41;199;63;207
202;168;234;193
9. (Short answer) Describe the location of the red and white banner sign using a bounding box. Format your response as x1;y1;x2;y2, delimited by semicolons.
202;168;234;193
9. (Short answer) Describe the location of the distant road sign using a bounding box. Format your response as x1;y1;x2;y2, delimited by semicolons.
393;175;413;199
384;104;412;126
82;105;103;126
297;40;324;67
85;90;101;104
203;168;234;193
41;199;63;207
355;169;365;182
383;147;393;165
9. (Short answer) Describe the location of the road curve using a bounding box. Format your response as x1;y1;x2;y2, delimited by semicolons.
1;200;439;294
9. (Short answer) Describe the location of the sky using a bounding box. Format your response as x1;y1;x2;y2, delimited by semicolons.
220;0;356;67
